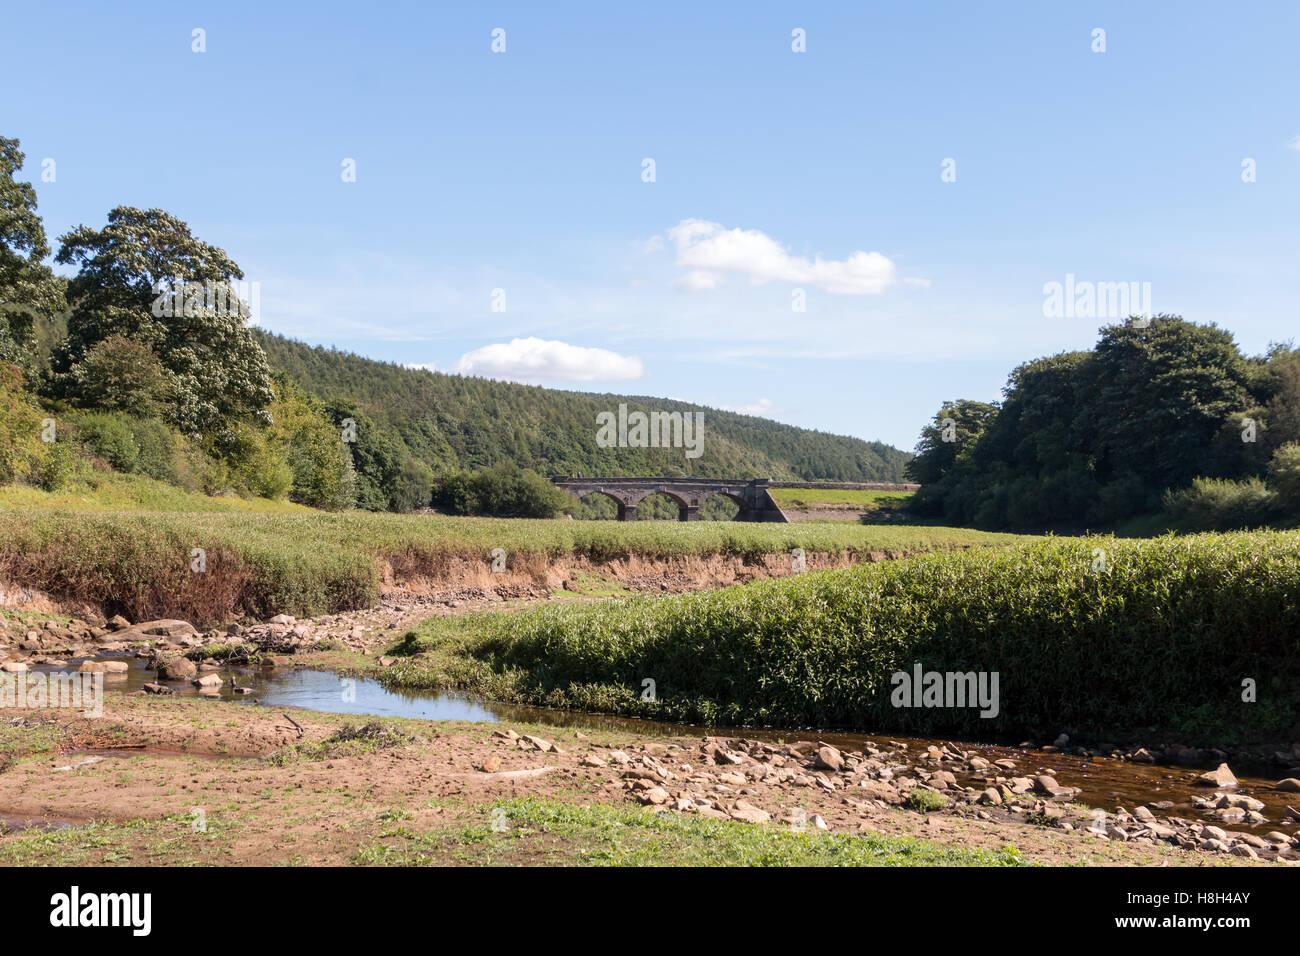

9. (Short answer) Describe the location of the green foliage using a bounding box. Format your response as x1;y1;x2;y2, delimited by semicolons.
50;206;273;434
0;137;66;375
257;330;912;485
58;333;171;416
435;463;571;517
217;422;292;500
915;318;1291;529
267;375;355;510
1162;477;1277;530
905;789;949;812
1267;442;1300;516
389;532;1300;743
69;411;138;472
0;364;50;484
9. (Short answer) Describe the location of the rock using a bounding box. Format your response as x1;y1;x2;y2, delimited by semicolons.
377;656;395;667
1032;775;1068;797
929;770;957;789
107;615;131;631
1053;733;1069;748
815;745;844;772
978;787;1003;806
1131;748;1156;763
1275;778;1300;792
269;614;296;625
729;803;770;823
809;813;828;831
522;735;553;753
78;660;128;673
194;673;222;688
580;755;606;768
492;728;519;740
1133;805;1157;823
1193;763;1238;788
156;656;196;680
1;661;28;673
638;787;670;805
1215;793;1265;811
479;755;501;773
142;682;172;695
127;620;197;640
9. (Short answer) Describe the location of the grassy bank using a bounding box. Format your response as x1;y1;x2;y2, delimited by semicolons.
383;532;1300;744
767;487;915;511
0;491;1022;622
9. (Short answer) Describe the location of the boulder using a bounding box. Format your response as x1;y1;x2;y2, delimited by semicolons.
194;673;222;688
1274;778;1300;792
815;746;844;772
1193;763;1238;788
157;656;197;681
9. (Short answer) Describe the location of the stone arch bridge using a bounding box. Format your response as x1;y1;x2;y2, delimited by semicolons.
549;477;787;522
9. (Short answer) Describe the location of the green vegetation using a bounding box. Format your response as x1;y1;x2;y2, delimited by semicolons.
257;329;913;483
383;531;1300;743
0;503;1019;623
904;789;950;813
909;319;1300;531
434;463;573;518
768;487;916;511
355;796;1027;867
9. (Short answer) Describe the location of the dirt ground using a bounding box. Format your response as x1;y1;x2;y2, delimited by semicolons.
0;694;1276;867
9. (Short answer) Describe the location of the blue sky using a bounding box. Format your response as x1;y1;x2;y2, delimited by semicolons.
5;1;1299;451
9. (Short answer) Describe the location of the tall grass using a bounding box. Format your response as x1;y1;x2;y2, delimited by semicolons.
389;532;1300;743
0;503;1021;622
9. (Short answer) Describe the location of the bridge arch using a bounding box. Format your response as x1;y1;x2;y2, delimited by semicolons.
570;489;637;521
550;477;786;523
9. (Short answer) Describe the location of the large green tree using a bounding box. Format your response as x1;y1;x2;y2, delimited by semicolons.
915;317;1270;529
0;137;65;372
50;206;273;433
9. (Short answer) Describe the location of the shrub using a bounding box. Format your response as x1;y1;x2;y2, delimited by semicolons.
0;363;49;484
1268;443;1300;517
71;411;139;473
402;533;1300;742
1162;477;1277;530
434;464;571;518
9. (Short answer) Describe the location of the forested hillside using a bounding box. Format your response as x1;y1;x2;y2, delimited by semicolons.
255;330;911;483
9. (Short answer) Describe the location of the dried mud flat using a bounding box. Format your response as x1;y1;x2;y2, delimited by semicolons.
0;696;1289;867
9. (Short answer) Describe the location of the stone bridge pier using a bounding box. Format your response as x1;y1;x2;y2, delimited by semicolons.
549;477;787;522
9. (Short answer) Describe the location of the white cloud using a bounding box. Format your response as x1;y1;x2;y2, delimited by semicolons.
403;362;437;373
663;219;910;295
721;397;779;417
451;337;644;384
1288;134;1300;151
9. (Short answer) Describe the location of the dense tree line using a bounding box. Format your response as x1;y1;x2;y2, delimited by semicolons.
256;330;911;485
908;318;1300;530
